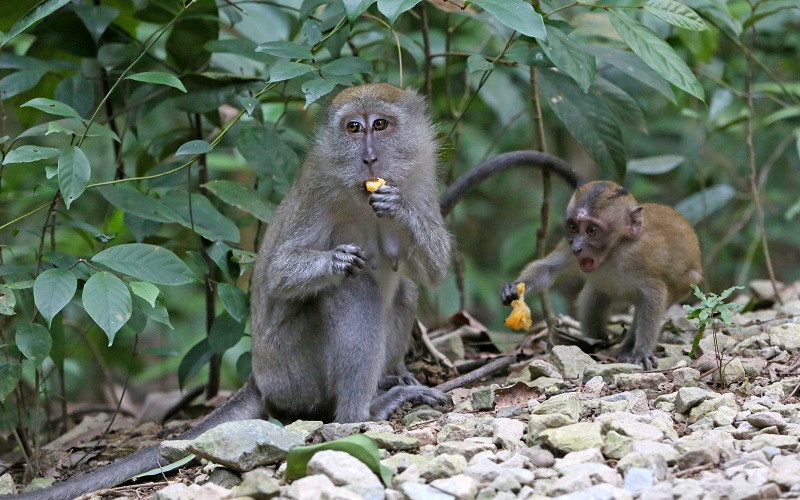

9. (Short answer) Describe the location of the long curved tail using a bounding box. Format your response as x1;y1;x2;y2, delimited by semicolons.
439;150;580;216
8;380;264;500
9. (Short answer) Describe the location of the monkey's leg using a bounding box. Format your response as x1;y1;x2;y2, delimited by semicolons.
617;286;667;370
576;284;612;340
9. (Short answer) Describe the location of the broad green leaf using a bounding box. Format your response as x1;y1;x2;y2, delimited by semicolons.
588;46;675;102
57;220;115;243
284;434;393;485
178;338;213;388
0;69;47;100
685;0;741;38
239;97;259;116
0;0;72;48
99;186;179;223
82;272;132;346
255;41;313;60
540;25;596;92
645;0;708;31
627;155;685;175
43;119;121;142
466;54;494;73
33;268;77;327
22;97;84;120
58;146;91;209
217;283;249;323
344;0;375;22
133;295;172;329
321;57;372;76
15;324;51;367
269;62;314;83
203;180;274;223
175;140;213;156
130;281;160;307
538;70;626;181
92;244;196;286
301;78;337;108
2;145;60;165
376;0;421;24
208;312;245;354
73;4;119;41
675;184;736;224
161;193;241;243
236;127;300;194
591;78;647;133
469;0;546;40
610;11;705;101
125;71;187;93
0;363;22;401
0;285;18;315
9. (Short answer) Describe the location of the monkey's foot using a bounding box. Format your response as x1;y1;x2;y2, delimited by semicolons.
378;373;420;390
370;385;450;420
617;352;659;371
500;281;520;305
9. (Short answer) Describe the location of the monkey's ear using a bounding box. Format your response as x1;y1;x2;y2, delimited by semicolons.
628;206;643;236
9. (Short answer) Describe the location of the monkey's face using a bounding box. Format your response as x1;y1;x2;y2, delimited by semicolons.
566;214;608;273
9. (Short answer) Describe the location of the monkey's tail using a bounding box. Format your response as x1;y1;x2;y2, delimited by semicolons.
6;379;264;500
439;150;580;216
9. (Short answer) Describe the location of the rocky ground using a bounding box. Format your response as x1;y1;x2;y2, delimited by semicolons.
3;281;800;499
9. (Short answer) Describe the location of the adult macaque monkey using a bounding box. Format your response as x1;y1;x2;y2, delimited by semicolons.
502;180;702;370
10;84;580;500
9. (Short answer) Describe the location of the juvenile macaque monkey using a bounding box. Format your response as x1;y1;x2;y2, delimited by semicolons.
502;180;702;370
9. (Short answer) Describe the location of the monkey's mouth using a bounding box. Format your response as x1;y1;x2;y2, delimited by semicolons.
578;257;597;272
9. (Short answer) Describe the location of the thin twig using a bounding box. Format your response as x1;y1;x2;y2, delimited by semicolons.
436;356;514;393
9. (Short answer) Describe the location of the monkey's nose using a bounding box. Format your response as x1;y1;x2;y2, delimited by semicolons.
362;155;378;165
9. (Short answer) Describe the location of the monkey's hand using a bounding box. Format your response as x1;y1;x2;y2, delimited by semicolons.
368;184;403;218
500;281;521;306
331;244;367;275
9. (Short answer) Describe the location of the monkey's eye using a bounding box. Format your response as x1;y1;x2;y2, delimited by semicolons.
586;226;598;236
346;121;362;133
373;118;389;131
567;222;578;233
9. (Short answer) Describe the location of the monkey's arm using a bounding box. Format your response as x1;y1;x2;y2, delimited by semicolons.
261;244;367;299
370;186;451;287
501;240;574;305
617;283;668;370
439;150;580;216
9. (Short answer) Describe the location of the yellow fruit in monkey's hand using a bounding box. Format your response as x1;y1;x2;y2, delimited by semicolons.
365;178;386;193
505;282;532;331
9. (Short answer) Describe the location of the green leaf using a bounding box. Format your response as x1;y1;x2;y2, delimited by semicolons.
239;97;259;116
34;268;77;327
469;0;546;40
255;41;313;60
2;145;60;165
125;71;187;93
466;54;494;73
344;0;376;22
675;184;736;224
301;78;337;108
22;97;84;120
208;313;245;355
538;70;626;181
269;62;314;83
217;283;249;323
73;4;119;41
0;363;22;401
591;78;647;133
133;295;173;329
627;155;685;175
645;0;708;31
0;285;17;315
58;146;91;209
236;351;252;382
57;220;115;243
609;11;705;101
0;0;72;48
203;180;274;223
178;338;213;388
99;186;178;223
92;244;196;286
376;0;421;24
0;69;47;100
540;25;596;92
236;127;300;192
588;46;675;102
130;281;160;307
321;57;372;76
176;140;213;156
15;323;51;367
161;193;241;243
82;272;132;346
284;434;393;485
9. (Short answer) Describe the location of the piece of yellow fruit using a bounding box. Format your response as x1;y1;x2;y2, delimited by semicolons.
505;282;532;331
365;178;387;193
